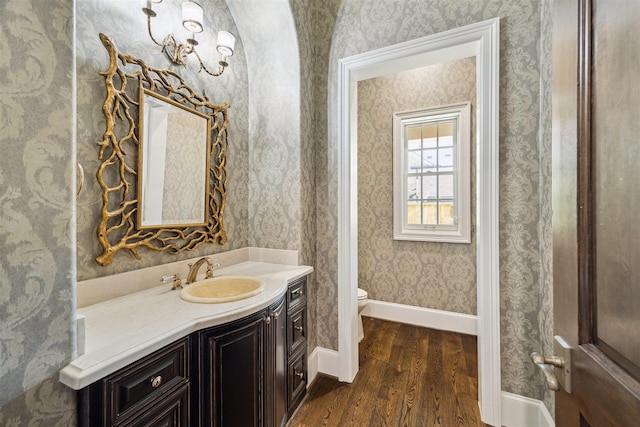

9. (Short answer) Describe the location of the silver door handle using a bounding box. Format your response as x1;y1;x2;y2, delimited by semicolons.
530;351;564;391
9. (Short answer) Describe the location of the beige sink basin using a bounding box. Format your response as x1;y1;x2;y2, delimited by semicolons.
180;276;266;304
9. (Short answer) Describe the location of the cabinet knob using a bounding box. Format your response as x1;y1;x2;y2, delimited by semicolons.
265;316;271;325
294;325;304;333
295;370;304;379
292;289;303;296
150;375;162;388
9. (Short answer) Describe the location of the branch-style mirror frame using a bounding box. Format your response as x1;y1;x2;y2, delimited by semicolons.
96;33;229;266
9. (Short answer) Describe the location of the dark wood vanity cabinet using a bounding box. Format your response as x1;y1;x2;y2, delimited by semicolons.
195;308;266;427
286;276;307;414
194;294;288;427
77;276;308;427
267;294;288;427
77;337;190;427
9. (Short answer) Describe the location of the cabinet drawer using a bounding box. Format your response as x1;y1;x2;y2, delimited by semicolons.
107;337;189;423
287;307;306;356
287;350;307;414
287;277;307;310
120;383;189;427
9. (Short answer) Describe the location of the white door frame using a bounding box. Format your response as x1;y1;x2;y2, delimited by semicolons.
336;18;501;426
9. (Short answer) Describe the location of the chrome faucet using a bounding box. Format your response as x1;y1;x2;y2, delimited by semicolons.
186;257;214;284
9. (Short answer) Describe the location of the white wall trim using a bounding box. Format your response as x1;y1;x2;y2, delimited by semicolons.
363;300;478;336
307;347;319;386
501;392;555;427
309;347;340;381
337;17;501;426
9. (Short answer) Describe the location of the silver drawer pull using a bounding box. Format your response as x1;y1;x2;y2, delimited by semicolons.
294;370;304;379
294;325;304;333
292;289;303;296
150;375;162;388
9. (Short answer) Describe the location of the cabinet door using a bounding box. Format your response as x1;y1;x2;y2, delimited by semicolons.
199;311;265;427
266;296;287;427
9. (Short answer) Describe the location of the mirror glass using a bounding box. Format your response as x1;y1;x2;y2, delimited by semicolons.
138;90;210;228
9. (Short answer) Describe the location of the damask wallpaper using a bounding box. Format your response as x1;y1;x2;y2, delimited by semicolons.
318;0;552;402
538;0;555;413
290;0;321;354
1;0;556;422
75;0;249;280
227;0;316;349
357;58;477;314
0;0;76;424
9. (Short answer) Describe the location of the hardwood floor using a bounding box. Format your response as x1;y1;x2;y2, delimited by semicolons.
288;317;485;427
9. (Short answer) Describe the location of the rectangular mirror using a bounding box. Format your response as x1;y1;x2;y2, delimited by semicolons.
138;90;211;228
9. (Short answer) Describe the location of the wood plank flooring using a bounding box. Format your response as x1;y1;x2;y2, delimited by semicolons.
287;317;486;427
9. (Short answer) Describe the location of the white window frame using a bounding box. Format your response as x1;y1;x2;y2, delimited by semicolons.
393;102;471;243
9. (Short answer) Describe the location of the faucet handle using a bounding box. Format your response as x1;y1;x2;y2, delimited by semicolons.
161;273;183;290
205;259;220;279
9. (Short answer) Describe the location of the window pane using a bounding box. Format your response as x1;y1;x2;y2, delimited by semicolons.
423;201;437;224
439;174;454;198
407;126;422;150
438;134;454;148
439;202;455;225
407;200;421;224
408;150;422;173
423;149;437;172
407;176;420;200
422;175;437;200
438;147;453;171
422;124;437;148
438;122;453;140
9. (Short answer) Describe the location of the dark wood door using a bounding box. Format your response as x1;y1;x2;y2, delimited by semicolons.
552;0;640;425
199;311;265;427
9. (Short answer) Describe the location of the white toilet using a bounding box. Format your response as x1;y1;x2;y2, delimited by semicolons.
357;288;369;342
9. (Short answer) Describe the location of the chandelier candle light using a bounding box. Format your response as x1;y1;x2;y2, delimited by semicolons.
142;0;236;76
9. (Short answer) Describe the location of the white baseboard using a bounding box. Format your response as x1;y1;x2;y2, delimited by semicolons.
362;299;478;336
308;346;340;384
501;392;554;427
307;348;318;386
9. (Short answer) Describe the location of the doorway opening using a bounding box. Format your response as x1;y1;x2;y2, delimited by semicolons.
336;18;501;426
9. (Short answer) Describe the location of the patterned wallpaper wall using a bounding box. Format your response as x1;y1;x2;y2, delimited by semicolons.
226;0;301;252
538;0;555;413
357;59;477;314
0;0;76;424
290;0;320;353
76;0;249;280
317;0;551;401
0;0;556;422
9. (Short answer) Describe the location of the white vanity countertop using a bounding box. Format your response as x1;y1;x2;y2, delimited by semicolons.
60;261;313;390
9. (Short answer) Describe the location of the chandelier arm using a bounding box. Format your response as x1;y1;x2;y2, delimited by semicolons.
192;48;226;77
146;14;163;47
